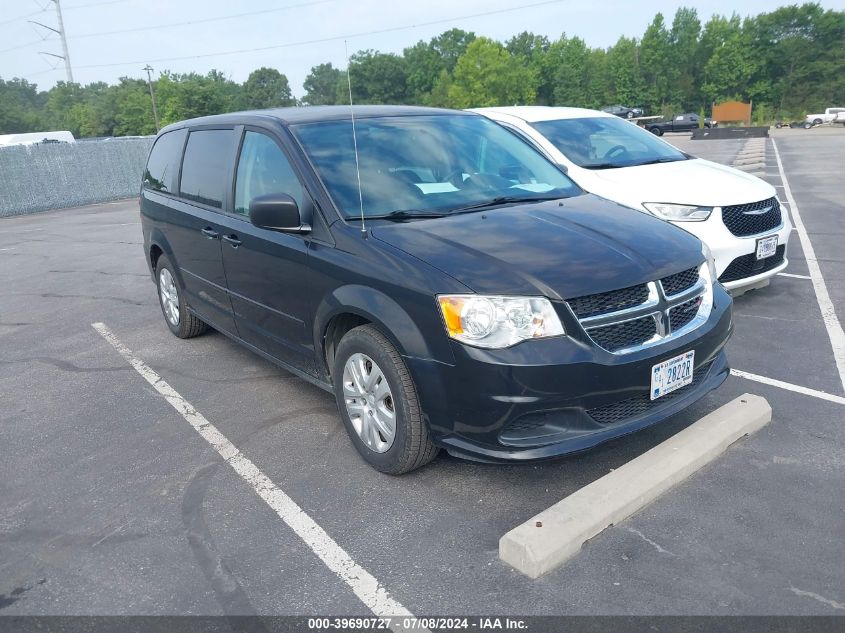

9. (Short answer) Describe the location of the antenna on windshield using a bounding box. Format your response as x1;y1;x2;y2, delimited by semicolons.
345;40;366;238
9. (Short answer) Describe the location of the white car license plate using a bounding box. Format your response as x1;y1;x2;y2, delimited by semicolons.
650;350;695;401
756;235;778;260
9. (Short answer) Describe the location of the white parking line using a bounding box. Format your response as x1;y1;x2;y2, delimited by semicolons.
731;369;845;406
778;272;812;280
91;322;423;631
772;138;845;392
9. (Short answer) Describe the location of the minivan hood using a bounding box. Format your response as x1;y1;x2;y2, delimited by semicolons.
371;194;703;299
576;158;775;209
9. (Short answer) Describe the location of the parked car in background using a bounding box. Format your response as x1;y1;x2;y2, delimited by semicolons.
0;130;75;147
601;105;643;119
140;105;732;473
804;107;845;126
473;106;791;294
646;113;715;135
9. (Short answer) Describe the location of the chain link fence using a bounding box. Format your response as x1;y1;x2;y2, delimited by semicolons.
0;137;154;217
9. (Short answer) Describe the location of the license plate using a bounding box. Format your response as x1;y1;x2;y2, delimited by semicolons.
756;235;778;260
650;350;695;401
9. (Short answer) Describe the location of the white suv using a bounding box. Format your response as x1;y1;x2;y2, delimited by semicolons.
473;106;791;294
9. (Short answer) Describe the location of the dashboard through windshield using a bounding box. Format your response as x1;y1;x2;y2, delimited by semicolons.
530;116;689;170
292;114;581;219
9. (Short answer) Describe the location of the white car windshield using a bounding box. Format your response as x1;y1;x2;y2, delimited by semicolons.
531;117;689;170
292;114;581;219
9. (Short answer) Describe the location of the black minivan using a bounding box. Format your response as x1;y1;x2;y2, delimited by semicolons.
140;105;733;474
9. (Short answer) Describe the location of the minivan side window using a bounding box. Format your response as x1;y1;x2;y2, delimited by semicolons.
144;128;186;193
234;131;304;216
179;129;234;209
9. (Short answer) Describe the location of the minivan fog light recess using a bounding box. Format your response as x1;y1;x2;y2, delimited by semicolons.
438;295;565;348
643;203;713;221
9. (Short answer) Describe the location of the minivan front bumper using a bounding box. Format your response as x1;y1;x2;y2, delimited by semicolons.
406;285;733;462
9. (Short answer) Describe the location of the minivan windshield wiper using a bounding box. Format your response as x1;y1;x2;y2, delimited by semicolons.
581;163;620;170
451;195;562;214
366;210;448;221
631;156;687;166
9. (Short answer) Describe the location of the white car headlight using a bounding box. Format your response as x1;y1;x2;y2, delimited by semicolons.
437;295;565;349
643;202;712;221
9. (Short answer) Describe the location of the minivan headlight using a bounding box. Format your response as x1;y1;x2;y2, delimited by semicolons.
643;203;712;221
437;295;565;349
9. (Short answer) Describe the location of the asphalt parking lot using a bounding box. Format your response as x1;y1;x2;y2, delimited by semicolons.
1;127;843;619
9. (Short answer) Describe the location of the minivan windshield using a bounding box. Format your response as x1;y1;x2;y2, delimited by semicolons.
292;114;581;219
531;116;688;170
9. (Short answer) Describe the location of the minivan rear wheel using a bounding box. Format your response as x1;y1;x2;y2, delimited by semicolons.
333;325;438;474
155;254;208;338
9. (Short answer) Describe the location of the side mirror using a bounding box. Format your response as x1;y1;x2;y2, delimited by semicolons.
248;193;310;233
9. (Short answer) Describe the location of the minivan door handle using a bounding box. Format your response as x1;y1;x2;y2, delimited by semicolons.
222;234;242;248
201;227;219;239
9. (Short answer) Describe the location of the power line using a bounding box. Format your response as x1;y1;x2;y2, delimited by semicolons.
63;0;134;9
15;0;567;81
0;0;337;57
70;0;338;41
0;38;50;55
0;9;46;29
0;0;128;28
69;0;568;70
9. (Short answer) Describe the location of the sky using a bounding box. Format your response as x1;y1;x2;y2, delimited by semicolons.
2;0;844;97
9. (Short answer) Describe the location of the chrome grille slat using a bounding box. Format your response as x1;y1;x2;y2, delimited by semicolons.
567;283;650;319
660;266;699;296
566;265;711;354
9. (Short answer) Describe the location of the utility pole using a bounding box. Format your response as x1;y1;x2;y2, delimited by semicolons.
143;64;160;132
30;0;74;83
53;0;73;83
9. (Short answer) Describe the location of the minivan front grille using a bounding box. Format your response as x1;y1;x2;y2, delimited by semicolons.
587;316;657;353
719;245;786;283
567;284;650;319
567;264;709;354
721;197;782;236
660;267;698;296
669;296;703;331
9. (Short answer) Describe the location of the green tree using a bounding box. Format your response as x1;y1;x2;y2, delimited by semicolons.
0;77;45;133
303;63;343;105
156;70;240;125
347;50;408;104
700;15;756;104
670;7;702;108
447;37;539;108
506;31;551;103
746;3;845;116
640;14;674;111
113;78;157;136
403;29;476;104
44;81;86;134
545;35;590;106
430;28;476;73
241;67;294;109
606;36;643;106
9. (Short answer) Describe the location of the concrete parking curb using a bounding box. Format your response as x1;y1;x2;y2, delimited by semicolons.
499;393;772;579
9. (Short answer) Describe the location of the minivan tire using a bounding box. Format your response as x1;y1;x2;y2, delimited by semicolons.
155;254;208;339
649;126;663;136
333;324;438;474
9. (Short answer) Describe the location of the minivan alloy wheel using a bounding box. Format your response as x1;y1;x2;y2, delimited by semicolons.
343;353;396;453
159;268;180;326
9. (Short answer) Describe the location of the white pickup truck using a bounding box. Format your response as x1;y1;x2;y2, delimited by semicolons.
805;107;845;125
